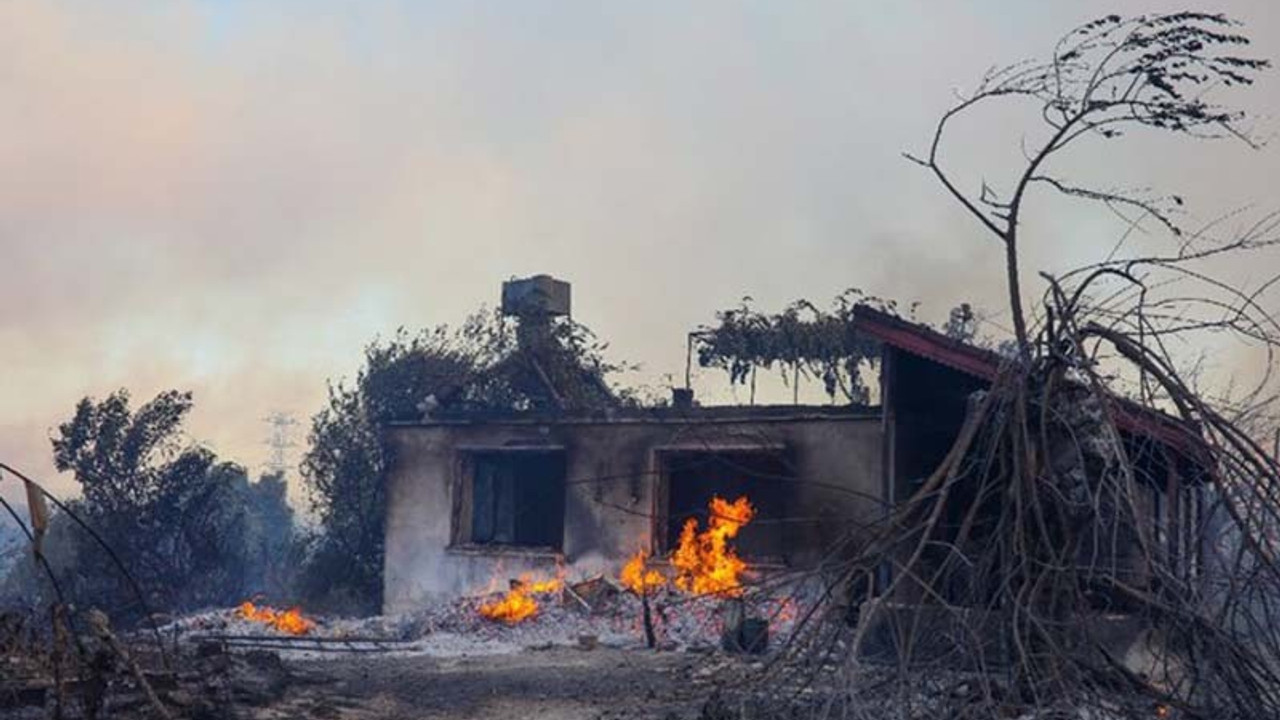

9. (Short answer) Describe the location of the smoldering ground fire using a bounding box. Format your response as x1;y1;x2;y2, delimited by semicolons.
477;574;565;625
670;496;754;598
234;601;315;636
477;495;755;628
620;551;665;596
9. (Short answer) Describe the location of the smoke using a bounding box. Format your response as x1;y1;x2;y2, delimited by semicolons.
0;0;1277;502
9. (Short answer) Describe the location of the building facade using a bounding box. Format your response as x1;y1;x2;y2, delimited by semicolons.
380;301;1205;614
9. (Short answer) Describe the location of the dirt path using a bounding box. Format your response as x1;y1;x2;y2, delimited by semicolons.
252;647;740;720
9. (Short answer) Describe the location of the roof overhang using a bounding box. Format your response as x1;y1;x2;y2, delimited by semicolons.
852;305;1210;464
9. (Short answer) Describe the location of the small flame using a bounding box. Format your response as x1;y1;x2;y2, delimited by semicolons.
235;601;315;635
771;596;798;625
478;574;564;625
671;495;755;597
620;550;666;595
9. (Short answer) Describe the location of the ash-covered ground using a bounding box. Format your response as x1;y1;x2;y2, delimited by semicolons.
251;645;753;720
163;581;806;659
105;583;810;719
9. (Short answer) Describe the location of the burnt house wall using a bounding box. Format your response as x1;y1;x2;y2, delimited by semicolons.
382;412;882;613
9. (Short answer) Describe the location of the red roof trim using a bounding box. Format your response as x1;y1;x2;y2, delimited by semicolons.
855;313;1002;382
852;306;1206;460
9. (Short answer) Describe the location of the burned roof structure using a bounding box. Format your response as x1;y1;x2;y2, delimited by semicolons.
850;305;1210;617
852;304;1207;463
380;283;1209;615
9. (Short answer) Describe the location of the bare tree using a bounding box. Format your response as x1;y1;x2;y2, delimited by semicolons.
747;13;1280;720
906;12;1268;356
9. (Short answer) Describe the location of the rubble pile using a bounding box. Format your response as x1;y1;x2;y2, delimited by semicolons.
157;578;807;660
160;493;807;660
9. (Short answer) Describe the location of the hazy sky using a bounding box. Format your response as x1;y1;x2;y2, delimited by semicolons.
2;1;1277;504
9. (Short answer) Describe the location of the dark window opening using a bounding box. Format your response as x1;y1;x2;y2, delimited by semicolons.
888;349;1001;604
891;349;987;503
470;451;566;549
661;450;790;563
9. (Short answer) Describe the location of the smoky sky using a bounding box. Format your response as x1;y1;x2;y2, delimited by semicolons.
2;1;1277;503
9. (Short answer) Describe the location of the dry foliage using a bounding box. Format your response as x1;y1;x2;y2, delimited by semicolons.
752;12;1280;720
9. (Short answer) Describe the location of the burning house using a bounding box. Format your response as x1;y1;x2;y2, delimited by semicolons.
381;277;1207;614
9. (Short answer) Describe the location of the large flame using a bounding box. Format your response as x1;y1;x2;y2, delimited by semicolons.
478;574;564;625
235;601;315;635
671;495;755;597
620;550;666;595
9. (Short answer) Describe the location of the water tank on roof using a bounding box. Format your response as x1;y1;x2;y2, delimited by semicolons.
501;275;571;318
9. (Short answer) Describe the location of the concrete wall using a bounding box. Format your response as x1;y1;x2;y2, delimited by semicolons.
382;413;883;614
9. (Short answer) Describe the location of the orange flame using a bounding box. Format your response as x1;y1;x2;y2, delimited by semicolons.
235;601;315;635
478;574;564;625
620;550;666;595
671;495;755;597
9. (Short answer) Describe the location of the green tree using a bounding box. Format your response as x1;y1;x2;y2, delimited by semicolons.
242;471;298;598
34;389;294;617
300;309;624;613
